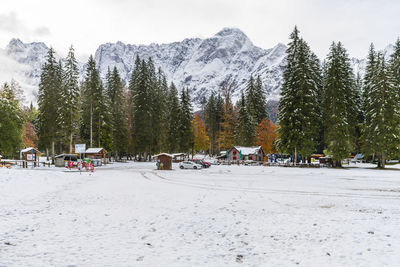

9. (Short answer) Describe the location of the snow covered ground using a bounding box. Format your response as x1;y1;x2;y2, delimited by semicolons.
1;162;400;266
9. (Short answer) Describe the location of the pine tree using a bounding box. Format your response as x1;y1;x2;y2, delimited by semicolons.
204;94;224;155
362;44;378;157
80;55;108;149
245;75;257;121
364;53;400;168
321;42;354;166
130;59;153;159
389;38;400;108
37;48;63;159
253;76;268;123
105;66;129;159
235;93;254;146
277;27;320;162
166;83;181;153
0;82;24;158
61;45;80;153
178;88;194;153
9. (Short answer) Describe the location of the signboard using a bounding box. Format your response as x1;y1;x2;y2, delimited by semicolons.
75;144;86;154
27;154;35;161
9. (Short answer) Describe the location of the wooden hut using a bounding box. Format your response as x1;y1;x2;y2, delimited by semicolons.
85;148;107;164
172;153;185;163
20;147;40;163
228;146;265;161
153;153;172;170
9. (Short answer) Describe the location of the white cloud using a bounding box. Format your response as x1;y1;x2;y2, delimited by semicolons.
0;12;50;37
0;48;37;106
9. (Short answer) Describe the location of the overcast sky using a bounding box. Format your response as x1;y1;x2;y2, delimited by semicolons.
0;0;399;60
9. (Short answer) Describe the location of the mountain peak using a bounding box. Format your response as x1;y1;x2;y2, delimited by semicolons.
7;38;24;48
215;27;248;39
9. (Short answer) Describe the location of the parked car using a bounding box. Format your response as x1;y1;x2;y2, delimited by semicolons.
179;161;202;169
190;159;211;168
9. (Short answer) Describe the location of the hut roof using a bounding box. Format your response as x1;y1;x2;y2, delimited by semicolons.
172;153;185;157
21;147;40;153
153;153;173;158
55;154;78;159
231;146;263;156
86;148;106;154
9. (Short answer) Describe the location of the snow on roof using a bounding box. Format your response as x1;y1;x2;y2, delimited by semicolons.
21;147;40;153
172;153;185;157
55;154;78;158
153;153;173;158
231;146;262;156
85;148;106;154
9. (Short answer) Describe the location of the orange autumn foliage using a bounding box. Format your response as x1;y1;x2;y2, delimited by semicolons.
193;114;209;152
255;118;277;153
22;121;38;148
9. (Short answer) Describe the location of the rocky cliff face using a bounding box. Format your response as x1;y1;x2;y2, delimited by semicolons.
2;28;394;108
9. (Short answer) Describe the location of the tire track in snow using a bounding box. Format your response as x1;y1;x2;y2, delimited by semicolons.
147;171;400;201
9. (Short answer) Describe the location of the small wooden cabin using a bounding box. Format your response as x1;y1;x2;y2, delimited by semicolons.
20;147;40;162
153;153;172;170
85;148;107;164
172;153;185;163
228;146;265;161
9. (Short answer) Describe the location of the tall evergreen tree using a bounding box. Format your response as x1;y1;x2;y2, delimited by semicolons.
166;83;181;153
204;94;224;155
253;76;268;123
0;82;24;158
130;59;153;159
277;27;320;162
37;48;63;159
362;44;378;156
178;88;194;153
61;45;80;153
235;93;254;146
105;66;129;159
321;42;355;166
364;53;400;168
80;55;108;148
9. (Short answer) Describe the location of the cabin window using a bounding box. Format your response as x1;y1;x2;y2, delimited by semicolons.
233;156;237;160
249;156;253;160
233;151;237;155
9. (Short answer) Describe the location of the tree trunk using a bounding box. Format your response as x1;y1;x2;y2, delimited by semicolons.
51;141;55;164
69;133;73;154
294;148;297;165
381;153;385;169
90;103;93;147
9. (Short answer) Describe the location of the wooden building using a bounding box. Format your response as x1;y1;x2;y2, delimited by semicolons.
20;147;40;163
85;148;107;164
153;153;172;170
228;146;265;161
172;153;185;163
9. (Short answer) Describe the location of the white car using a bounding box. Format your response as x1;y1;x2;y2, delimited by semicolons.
179;161;202;169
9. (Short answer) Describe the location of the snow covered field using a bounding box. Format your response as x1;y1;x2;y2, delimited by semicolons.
1;163;400;266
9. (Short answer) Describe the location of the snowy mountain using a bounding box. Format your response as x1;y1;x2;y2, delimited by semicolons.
94;28;286;104
2;28;287;106
1;28;395;108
